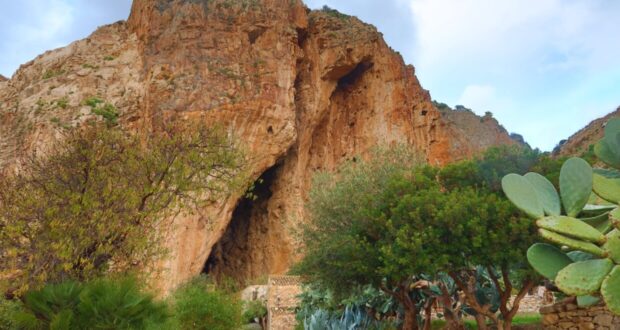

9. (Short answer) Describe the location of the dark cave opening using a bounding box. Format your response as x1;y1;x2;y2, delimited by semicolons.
335;58;373;91
202;162;281;284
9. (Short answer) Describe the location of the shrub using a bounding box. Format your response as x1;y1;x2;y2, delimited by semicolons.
171;276;243;330
0;123;246;293
243;300;267;324
13;277;168;329
0;297;23;330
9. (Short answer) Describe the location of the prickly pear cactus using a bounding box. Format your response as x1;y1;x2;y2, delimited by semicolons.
502;118;620;314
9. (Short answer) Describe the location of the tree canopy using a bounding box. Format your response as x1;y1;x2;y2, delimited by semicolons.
0;123;246;294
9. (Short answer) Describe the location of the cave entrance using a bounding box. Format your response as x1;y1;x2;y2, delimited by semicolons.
203;162;282;285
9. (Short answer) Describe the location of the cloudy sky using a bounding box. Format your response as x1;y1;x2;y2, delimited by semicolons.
2;1;619;151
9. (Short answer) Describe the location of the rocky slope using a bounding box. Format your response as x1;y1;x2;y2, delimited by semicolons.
0;0;514;292
554;107;620;156
434;103;519;154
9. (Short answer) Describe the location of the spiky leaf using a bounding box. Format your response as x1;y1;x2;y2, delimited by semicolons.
538;229;606;257
527;243;573;280
560;157;593;217
602;266;620;315
501;174;544;219
536;216;605;244
593;169;620;204
525;172;561;216
555;259;614;295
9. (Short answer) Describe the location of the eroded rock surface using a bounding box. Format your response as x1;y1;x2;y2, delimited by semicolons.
0;0;514;292
554;107;620;156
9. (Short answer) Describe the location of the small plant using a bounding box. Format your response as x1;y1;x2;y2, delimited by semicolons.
92;103;119;125
243;300;267;329
42;69;65;80
103;55;115;61
170;276;243;330
83;96;103;107
502;118;620;314
82;63;99;70
13;278;168;329
320;5;350;20
0;297;23;330
83;97;118;125
55;97;69;109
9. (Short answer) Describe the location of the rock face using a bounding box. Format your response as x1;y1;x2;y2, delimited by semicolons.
555;107;620;156
434;103;519;161
0;0;514;292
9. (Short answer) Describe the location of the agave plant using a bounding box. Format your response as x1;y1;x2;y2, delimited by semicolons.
501;118;620;314
303;306;396;330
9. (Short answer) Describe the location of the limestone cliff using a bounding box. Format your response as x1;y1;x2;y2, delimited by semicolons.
554;107;620;156
0;0;514;292
433;103;519;160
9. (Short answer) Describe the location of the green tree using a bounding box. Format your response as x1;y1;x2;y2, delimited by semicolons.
0;123;246;294
296;146;540;330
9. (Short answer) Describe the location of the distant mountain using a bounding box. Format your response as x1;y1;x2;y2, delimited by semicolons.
554;107;620;156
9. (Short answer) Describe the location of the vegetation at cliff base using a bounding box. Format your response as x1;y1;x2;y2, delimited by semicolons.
295;145;563;329
0;123;246;295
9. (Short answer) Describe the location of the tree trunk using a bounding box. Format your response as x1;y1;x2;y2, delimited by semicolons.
402;305;419;330
474;313;489;329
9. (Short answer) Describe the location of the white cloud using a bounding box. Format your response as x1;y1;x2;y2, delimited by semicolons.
456;85;497;113
407;0;620;150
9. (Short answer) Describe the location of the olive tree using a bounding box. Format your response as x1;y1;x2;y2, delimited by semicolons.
0;123;246;294
296;146;545;330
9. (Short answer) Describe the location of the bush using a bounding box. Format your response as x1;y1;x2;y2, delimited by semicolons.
243;300;267;324
13;277;168;329
0;123;246;294
0;297;23;330
171;276;242;330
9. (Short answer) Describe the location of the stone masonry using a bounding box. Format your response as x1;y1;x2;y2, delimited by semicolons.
540;298;620;329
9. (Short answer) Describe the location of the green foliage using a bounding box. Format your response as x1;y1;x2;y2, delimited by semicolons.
319;5;350;20
0;124;246;293
0;297;23;330
91;103;119;125
243;300;267;324
83;97;118;125
42;69;65;80
170;276;242;330
296;145;537;328
13;277;167;330
503;117;620;314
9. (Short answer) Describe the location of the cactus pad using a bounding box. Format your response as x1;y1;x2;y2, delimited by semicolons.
536;216;605;244
525;172;561;216
555;258;614;296
604;229;620;264
527;243;573;280
593;169;620;204
602;266;620;315
538;229;606;257
501;174;544;219
581;212;613;234
560;157;593;217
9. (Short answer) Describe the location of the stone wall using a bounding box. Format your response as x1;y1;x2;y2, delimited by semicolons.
267;275;301;330
540;298;620;329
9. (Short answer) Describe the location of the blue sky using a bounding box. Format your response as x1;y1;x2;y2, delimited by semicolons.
2;0;619;151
